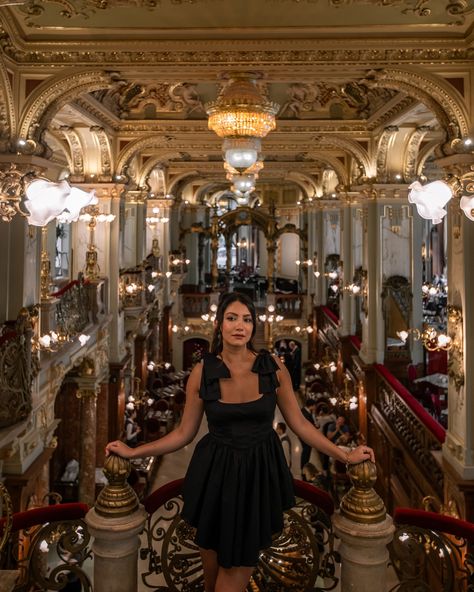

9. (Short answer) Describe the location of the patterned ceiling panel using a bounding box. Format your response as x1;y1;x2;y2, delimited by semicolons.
6;0;474;36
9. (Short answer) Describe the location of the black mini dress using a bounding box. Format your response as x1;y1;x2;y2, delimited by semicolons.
181;350;295;569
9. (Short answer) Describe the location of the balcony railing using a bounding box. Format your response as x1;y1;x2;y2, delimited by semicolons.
141;478;338;591
389;507;474;591
0;310;35;429
275;293;304;318
374;363;445;499
182;293;211;318
0;491;92;591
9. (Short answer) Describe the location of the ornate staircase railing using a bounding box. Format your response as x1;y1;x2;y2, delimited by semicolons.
0;489;93;591
140;478;339;591
389;507;474;591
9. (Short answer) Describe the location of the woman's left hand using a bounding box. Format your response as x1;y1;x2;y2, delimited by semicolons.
347;445;375;465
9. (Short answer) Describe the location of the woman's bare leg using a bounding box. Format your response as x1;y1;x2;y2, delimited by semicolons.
200;548;219;592
215;566;254;592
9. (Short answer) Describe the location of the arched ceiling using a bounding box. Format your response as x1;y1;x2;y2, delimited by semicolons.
1;0;472;205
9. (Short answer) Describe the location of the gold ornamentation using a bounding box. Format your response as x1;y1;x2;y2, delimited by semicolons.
362;68;469;150
95;454;139;518
18;514;93;590
206;72;279;139
19;71;114;148
142;492;338;591
0;481;13;556
389;518;473;591
0;308;36;428
339;460;386;524
447;305;464;394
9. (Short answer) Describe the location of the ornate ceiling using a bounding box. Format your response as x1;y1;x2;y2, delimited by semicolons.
0;0;472;204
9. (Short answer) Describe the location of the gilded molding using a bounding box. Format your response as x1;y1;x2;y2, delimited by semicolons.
59;126;84;176
376;126;398;182
362;68;470;149
117;140;180;174
19;70;115;149
1;29;474;66
90;125;112;179
404;125;431;180
0;58;15;146
309;135;371;178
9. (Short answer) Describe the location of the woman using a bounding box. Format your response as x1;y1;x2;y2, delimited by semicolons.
106;292;374;592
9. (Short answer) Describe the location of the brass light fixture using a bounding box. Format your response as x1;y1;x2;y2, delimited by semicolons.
79;205;115;279
206;72;279;141
408;165;474;224
396;327;452;352
206;72;279;199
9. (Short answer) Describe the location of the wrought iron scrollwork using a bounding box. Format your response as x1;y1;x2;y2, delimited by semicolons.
141;494;338;591
16;518;93;591
388;523;474;592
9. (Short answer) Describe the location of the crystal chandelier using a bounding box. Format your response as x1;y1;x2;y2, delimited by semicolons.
206;73;279;198
206;73;279;140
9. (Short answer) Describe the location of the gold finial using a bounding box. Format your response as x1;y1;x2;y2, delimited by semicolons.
339;461;386;524
95;454;139;518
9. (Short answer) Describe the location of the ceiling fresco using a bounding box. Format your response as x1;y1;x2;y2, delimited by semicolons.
6;0;474;38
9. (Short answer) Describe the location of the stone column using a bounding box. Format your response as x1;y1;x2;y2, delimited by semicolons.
360;195;385;364
266;239;276;293
86;454;147;592
333;461;394;592
339;202;354;336
76;381;99;506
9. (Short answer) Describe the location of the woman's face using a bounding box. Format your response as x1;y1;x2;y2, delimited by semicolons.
219;300;254;348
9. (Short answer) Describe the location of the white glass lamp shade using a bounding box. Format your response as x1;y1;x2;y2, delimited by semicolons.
231;174;256;193
460;194;474;221
62;187;98;222
225;148;258;170
24;179;72;226
408;180;453;224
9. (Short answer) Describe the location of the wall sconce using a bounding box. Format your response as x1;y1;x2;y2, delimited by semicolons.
329;376;358;411
396;327;452;352
408;168;474;224
201;303;218;322
313;347;337;375
35;329;70;352
0;164;97;225
79;205;115;279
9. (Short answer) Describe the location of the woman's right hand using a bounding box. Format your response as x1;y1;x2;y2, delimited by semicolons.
105;440;134;459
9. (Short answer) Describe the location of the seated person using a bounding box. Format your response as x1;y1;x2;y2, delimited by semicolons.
302;462;331;493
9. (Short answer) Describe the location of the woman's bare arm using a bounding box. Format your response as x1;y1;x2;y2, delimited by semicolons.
105;363;204;459
274;357;374;465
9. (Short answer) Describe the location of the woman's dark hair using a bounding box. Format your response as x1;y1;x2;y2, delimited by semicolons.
210;291;257;354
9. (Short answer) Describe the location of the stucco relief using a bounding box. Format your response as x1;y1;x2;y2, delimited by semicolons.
376;126;398;182
92;82;204;120
19;70;115;150
279;81;397;120
59;126;84;176
90;125;112;178
362;68;470;152
403;125;431;180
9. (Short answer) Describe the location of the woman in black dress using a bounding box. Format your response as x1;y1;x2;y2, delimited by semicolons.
106;292;374;592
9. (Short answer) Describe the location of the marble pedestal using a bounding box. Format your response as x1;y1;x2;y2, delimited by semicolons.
333;513;395;592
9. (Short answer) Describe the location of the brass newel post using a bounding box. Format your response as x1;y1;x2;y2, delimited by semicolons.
333;461;394;592
85;453;146;592
95;454;139;518
340;460;386;524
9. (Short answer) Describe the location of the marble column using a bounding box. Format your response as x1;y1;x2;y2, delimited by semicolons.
360;198;385;364
339;202;354;336
77;383;99;506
